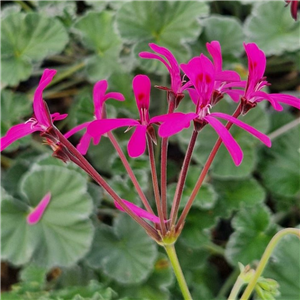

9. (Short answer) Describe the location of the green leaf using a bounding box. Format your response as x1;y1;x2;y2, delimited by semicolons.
259;120;300;198
116;253;174;300
244;1;300;56
264;229;300;300
213;177;266;214
19;264;47;290
201;16;245;57
1;89;32;151
1;166;94;268
116;1;209;73
73;11;123;82
34;1;76;18
86;214;157;284
180;208;216;249
168;166;217;210
1;12;69;86
225;204;277;266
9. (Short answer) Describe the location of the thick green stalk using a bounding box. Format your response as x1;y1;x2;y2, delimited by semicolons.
164;244;192;300
240;228;300;300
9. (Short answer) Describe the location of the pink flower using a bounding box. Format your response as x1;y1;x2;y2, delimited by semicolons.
206;41;242;103
115;199;162;223
139;43;190;106
0;69;67;151
241;43;300;114
88;75;158;158
285;0;299;20
27;192;51;225
64;80;125;154
152;55;271;166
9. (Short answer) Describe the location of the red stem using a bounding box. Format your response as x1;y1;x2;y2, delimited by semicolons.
107;132;154;214
176;105;242;231
160;100;176;224
170;130;198;227
55;129;160;241
147;134;167;234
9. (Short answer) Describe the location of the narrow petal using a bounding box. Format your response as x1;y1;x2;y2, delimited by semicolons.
206;41;222;72
27;192;51;225
115;199;161;223
139;52;172;73
133;75;151;113
93;80;108;119
269;93;300;110
153;113;196;137
204;115;243;166
251;91;283;111
225;90;244;102
51;113;68;122
127;125;147;157
216;70;241;82
210;112;271;147
1;123;39;151
33;69;57;126
64;122;90;139
87;118;139;137
244;43;266;83
104;92;125;102
187;88;199;105
77;133;93;155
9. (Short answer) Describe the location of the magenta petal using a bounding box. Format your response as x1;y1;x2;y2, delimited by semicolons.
216;70;241;82
204;115;243;166
87;119;139;137
187;88;199;105
115;199;161;223
77;133;93;155
93;80;108;119
33;69;57;126
155;113;196;137
64;122;90;139
269;93;300;110
251;91;283;111
210;112;271;147
133;75;151;112
206;41;222;72
127;125;147;157
105;92;125;102
51;113;68;122
139;52;171;73
27;192;51;225
0;123;39;151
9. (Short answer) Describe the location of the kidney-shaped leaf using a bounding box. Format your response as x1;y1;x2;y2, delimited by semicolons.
1;11;68;86
73;11;122;82
116;1;209;73
1;166;94;268
225;204;277;266
86;213;157;285
244;1;300;56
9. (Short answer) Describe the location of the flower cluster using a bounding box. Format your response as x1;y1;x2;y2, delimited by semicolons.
1;41;299;229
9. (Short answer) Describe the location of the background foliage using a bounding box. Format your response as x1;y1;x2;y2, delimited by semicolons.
1;1;299;299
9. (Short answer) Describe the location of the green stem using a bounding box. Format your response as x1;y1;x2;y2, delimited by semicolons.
14;0;32;11
228;277;245;300
164;244;192;300
218;268;240;299
240;228;300;300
